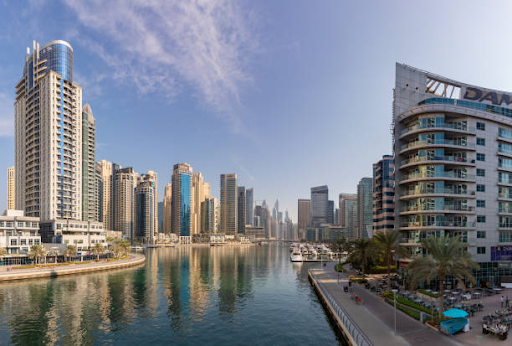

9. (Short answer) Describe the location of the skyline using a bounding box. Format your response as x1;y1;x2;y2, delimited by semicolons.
4;2;512;217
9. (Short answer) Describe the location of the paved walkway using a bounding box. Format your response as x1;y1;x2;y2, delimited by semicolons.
0;254;145;281
312;262;463;346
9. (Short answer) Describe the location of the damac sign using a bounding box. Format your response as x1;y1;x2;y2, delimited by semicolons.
463;87;512;106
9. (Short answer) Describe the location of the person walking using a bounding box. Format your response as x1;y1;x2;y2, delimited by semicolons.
507;296;510;308
501;296;504;309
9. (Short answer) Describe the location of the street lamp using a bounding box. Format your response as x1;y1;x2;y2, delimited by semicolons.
392;288;398;335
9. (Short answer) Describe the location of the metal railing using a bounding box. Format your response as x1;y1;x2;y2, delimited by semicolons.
310;271;374;346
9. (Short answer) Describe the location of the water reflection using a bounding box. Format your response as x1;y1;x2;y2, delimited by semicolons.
0;244;344;345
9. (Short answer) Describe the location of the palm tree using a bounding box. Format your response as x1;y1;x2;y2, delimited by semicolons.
348;238;377;278
0;247;6;265
92;243;105;261
29;244;45;265
408;236;479;319
373;231;409;292
64;245;77;263
331;237;347;264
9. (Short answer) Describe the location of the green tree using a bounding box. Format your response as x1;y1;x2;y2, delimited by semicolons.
347;238;377;278
0;247;6;264
64;244;77;263
331;237;347;264
408;236;479;319
92;242;105;261
373;231;409;292
29;244;46;265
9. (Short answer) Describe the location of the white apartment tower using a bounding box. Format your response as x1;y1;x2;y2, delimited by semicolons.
15;40;83;221
82;104;98;221
7;167;15;210
220;173;238;235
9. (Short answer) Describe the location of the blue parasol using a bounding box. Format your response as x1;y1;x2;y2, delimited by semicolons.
443;308;468;318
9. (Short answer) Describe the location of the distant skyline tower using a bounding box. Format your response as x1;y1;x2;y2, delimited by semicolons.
220;173;238;235
339;193;357;227
357;177;373;239
82;103;98;221
97;160;113;230
113;167;138;239
328;200;334;224
138;171;158;242
246;188;254;226
297;199;310;240
172;163;193;243
15;40;83;221
201;197;217;233
238;186;246;234
163;183;172;234
373;155;395;233
7;166;14;210
310;185;328;227
135;179;156;243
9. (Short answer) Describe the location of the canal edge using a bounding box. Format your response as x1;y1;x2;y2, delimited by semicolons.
308;270;373;346
0;254;146;282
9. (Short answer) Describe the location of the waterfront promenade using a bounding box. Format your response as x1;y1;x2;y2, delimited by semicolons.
310;262;462;346
0;254;145;282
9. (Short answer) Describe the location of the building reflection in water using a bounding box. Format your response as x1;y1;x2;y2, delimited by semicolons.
0;245;273;345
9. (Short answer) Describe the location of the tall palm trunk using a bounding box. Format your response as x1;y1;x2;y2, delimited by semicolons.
438;273;445;319
387;261;391;292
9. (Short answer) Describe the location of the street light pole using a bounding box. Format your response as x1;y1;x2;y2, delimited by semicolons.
392;288;398;335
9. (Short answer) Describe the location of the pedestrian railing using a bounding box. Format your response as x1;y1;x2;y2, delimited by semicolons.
310;270;374;346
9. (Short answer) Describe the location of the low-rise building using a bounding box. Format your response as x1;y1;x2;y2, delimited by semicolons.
40;219;106;251
0;210;41;255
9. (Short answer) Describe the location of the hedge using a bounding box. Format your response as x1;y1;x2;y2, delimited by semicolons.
350;278;368;284
369;265;397;274
418;289;439;298
382;292;434;315
335;264;344;272
385;298;421;320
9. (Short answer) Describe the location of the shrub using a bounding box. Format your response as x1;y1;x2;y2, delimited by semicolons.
418;289;439;298
369;265;397;274
382;292;434;315
335;264;344;272
385;298;421;320
350;278;368;284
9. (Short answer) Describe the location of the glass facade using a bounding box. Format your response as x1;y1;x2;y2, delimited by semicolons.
180;173;191;237
39;43;74;83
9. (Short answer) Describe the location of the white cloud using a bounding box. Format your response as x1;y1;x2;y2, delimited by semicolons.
0;92;13;137
63;0;259;127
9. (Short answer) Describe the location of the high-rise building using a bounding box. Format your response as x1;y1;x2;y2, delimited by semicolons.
82;104;98;221
191;172;204;236
137;171;158;242
15;40;83;221
158;201;164;233
96;162;103;223
163;183;172;234
201;197;217;233
373;155;395;233
310;185;329;227
297;199;310;240
220;173;238;234
97;160;113;230
172;163;193;243
328;200;334;224
135;179;156;243
357;178;373;239
339;194;358;240
7;167;14;210
392;63;512;284
113;167;138;240
246;188;254;226
238;186;246;234
334;208;340;226
339;194;357;227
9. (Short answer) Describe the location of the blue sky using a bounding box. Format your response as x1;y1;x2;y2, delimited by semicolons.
2;1;512;219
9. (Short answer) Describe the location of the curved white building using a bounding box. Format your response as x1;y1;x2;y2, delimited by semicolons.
394;64;512;284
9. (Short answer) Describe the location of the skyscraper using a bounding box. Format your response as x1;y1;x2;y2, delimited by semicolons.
138;171;158;241
328;200;334;224
15;40;83;221
191;172;204;236
172;163;193;243
246;188;254;226
373;155;395;233
339;194;357;227
7;167;14;210
158;201;164;233
220;173;238;235
237;186;246;234
135;179;156;243
97;160;113;230
163;183;172;234
82;103;98;221
310;185;329;227
297;199;310;240
201;197;217;233
357;178;373;239
113;167;138;239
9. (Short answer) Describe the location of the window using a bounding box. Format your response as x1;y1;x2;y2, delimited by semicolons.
477;231;486;238
477;122;486;131
477;247;486;254
477;153;486;161
10;239;17;246
477;215;486;223
477;169;486;177
477;184;486;192
477;200;486;208
477;138;486;146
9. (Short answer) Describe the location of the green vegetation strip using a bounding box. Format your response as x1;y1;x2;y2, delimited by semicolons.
382;292;434;315
369;265;396;274
350;278;368;283
335;264;344;272
418;289;439;298
384;298;421;320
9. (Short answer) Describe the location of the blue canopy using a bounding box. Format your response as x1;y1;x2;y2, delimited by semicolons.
443;309;468;318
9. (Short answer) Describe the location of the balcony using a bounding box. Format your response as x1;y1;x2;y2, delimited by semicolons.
400;205;473;214
399;171;474;183
400;122;475;138
400;221;475;229
400;187;474;199
400;155;474;169
400;139;475;154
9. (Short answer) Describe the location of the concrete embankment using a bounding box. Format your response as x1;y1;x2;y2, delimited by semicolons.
0;254;145;282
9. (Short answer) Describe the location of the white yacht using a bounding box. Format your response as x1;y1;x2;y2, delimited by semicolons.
290;251;303;262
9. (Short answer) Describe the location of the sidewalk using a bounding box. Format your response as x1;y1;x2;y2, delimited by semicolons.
312;262;463;346
0;254;145;281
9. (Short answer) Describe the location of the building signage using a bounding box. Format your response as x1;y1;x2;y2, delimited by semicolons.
463;87;512;106
491;246;512;261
